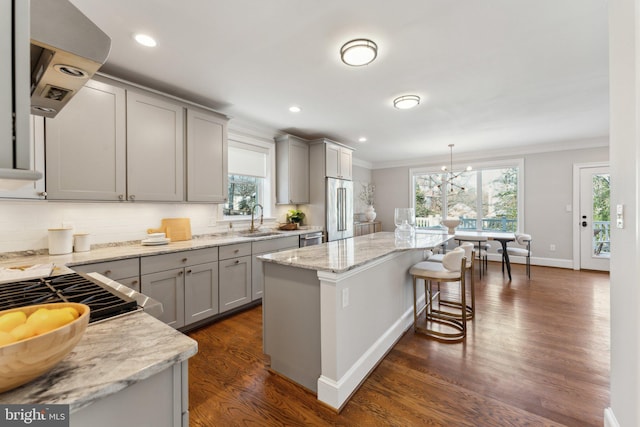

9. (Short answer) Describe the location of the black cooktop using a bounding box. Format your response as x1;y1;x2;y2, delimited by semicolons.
0;273;138;323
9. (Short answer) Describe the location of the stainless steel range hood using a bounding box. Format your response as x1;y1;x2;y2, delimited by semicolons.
30;0;111;118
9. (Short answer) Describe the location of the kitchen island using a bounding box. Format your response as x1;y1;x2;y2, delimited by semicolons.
0;311;197;427
259;231;451;411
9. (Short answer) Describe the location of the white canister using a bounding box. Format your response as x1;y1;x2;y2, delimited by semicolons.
48;228;73;255
74;233;91;252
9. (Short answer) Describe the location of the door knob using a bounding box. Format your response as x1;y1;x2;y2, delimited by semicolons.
581;221;588;227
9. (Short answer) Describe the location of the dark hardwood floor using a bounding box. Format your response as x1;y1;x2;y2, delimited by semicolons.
187;263;610;426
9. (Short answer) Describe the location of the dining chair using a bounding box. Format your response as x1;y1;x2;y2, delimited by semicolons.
497;233;532;278
410;247;467;342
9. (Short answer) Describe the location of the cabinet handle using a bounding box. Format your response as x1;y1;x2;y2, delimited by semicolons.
234;260;240;264
38;191;47;197
186;269;192;274
178;271;184;276
234;249;239;253
182;258;188;263
118;194;125;201
104;270;112;276
129;195;136;201
132;280;139;285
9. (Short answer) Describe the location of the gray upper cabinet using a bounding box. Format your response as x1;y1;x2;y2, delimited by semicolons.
275;135;309;204
126;90;185;202
325;142;353;180
0;115;46;199
186;108;228;202
46;79;127;200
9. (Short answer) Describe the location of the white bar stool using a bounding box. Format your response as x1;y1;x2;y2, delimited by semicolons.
410;247;467;342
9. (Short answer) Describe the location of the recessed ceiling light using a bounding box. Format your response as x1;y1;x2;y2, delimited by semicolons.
393;95;420;110
134;33;157;47
340;39;378;67
358;137;367;143
289;106;301;113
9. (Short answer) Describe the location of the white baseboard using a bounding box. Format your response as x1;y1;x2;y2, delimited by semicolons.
486;254;573;269
316;298;416;411
604;407;620;427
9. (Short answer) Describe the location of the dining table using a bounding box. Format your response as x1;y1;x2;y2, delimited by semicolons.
454;230;516;280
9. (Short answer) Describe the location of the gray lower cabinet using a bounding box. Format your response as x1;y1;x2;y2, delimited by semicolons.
219;243;252;313
251;236;299;300
141;268;185;329
184;261;219;324
141;247;219;329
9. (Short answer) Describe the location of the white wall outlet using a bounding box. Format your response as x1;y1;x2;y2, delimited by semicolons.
342;288;349;308
565;204;572;212
549;244;556;251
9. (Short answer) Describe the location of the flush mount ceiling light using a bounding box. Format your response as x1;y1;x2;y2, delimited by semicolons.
340;39;378;66
393;95;420;110
134;33;157;47
358;137;368;143
289;106;301;113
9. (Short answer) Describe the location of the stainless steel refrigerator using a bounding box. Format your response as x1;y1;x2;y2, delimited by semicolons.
325;177;354;241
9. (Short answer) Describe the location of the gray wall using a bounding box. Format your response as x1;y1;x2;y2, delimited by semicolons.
352;164;374;220
369;145;609;266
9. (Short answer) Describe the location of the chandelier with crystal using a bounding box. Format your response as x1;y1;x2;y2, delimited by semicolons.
436;144;472;193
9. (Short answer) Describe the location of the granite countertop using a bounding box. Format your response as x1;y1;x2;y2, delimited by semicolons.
0;227;320;270
0;311;197;412
258;231;452;273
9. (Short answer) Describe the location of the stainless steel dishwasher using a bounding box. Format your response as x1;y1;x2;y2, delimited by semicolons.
299;231;323;247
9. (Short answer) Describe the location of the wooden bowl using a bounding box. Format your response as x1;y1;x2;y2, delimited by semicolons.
0;302;90;393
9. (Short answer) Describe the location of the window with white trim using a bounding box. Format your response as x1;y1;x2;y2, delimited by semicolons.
224;140;272;218
411;159;524;232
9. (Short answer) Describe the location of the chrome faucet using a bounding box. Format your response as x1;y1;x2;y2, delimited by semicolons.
250;204;264;232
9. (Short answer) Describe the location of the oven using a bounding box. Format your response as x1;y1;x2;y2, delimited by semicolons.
299;231;323;247
0;272;160;324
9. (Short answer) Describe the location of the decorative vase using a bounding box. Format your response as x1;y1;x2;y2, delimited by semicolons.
441;218;461;234
365;205;377;222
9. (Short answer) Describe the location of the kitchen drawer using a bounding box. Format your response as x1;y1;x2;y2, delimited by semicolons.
252;236;299;254
141;247;218;274
117;275;141;293
72;258;139;281
219;243;251;260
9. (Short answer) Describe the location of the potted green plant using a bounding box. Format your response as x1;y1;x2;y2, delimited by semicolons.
287;209;305;226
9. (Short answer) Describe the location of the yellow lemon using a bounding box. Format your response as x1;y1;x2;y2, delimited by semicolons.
0;330;17;346
27;308;74;335
60;306;80;319
9;323;37;341
0;311;27;333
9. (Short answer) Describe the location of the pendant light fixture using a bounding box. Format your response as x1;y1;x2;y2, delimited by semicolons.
393;95;420;109
437;144;472;192
340;39;378;66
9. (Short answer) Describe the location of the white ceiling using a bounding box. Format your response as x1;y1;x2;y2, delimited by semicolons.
68;0;609;167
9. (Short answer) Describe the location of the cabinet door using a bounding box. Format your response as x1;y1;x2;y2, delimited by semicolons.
46;80;126;200
0;116;46;199
127;91;184;202
141;268;185;329
219;255;251;313
289;141;309;203
339;148;353;180
325;144;340;178
184;261;219;325
186;108;228;202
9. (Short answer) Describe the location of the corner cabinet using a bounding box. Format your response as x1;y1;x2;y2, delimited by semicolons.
45;79;127;201
126;91;184;202
275;135;309;204
186;108;228;202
